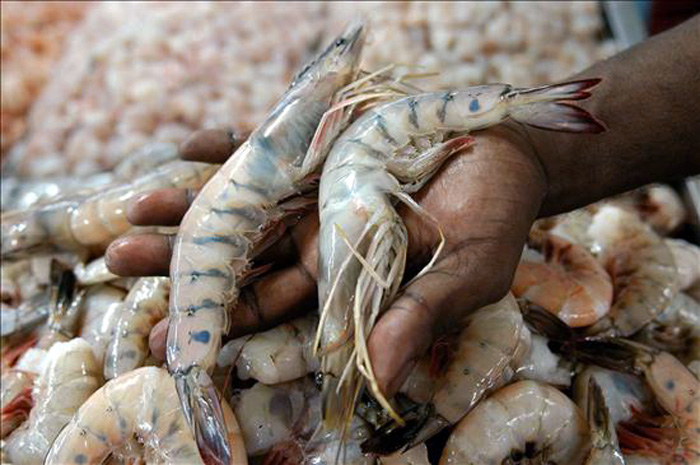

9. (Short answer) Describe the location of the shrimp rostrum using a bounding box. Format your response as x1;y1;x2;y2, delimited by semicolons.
166;24;365;464
316;78;605;429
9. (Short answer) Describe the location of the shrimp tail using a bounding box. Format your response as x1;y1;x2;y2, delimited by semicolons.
508;78;606;133
587;378;613;442
519;300;573;340
549;337;648;376
174;367;232;465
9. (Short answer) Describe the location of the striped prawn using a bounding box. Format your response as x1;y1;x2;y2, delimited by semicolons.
316;78;606;429
166;24;366;464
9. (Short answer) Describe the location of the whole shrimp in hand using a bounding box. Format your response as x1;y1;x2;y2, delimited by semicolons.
316;77;605;427
166;24;365;463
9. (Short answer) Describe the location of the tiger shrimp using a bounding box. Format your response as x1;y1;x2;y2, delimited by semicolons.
585;205;678;336
166;24;365;462
361;293;531;454
103;277;169;379
77;284;128;364
554;338;700;463
1;160;218;260
512;229;613;327
439;380;591;465
218;313;319;385
316;77;605;428
44;366;247;465
4;338;101;465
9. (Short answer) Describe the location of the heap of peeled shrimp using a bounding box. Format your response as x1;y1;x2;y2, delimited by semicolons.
1;22;699;465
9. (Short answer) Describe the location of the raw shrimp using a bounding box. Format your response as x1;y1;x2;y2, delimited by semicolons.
612;184;687;236
230;377;320;457
166;24;365;462
0;370;34;438
218;313;319;385
379;444;430;465
104;277;169;379
78;284;128;364
666;239;700;291
586;205;678;336
582;378;626;465
4;338;101;465
362;293;531;454
1;160;217;260
36;266;82;350
439;380;590;465
512;230;613;327
317;77;604;428
44;366;247;465
1;293;51;337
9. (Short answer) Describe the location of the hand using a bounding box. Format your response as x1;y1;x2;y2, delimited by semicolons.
106;124;547;396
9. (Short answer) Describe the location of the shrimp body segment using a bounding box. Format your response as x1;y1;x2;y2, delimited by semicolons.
513;230;613;327
104;277;169;379
439;380;590;465
44;366;247;465
166;25;365;463
317;78;605;428
1;160;217;260
4;338;101;465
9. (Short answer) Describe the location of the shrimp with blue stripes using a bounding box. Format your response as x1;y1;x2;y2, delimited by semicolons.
166;24;365;464
316;77;605;429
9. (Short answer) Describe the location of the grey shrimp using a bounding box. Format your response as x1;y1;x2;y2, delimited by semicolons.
316;78;605;428
1;160;217;260
104;277;170;380
166;24;365;464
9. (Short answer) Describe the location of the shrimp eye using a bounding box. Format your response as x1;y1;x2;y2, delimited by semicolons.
335;38;347;47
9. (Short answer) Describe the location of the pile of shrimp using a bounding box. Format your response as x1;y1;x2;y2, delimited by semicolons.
1;21;699;465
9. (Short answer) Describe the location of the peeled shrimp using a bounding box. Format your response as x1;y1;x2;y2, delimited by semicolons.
513;230;613;327
364;293;530;453
44;366;247;465
104;277;169;380
440;380;590;465
166;25;365;461
317;77;604;428
218;313;319;385
77;284;127;364
586;205;678;336
1;160;217;260
5;338;101;465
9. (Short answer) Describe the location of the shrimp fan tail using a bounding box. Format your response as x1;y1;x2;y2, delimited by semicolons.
175;367;231;465
509;78;606;133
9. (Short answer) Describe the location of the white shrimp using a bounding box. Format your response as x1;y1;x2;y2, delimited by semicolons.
218;313;319;385
317;77;605;428
44;366;247;465
77;284;128;364
586;205;678;336
1;160;217;260
4;338;101;465
104;277;169;380
363;293;530;454
166;24;365;462
439;380;591;465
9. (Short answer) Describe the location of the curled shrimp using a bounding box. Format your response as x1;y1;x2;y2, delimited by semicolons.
610;184;687;236
439;380;591;465
166;24;365;461
512;229;613;327
666;239;700;292
586;205;678;336
361;293;530;454
317;77;605;428
104;277;169;380
218;313;319;385
77;284;127;364
1;160;217;260
44;366;247;465
4;338;101;465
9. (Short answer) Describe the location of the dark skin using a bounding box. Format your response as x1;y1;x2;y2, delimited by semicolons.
106;16;700;398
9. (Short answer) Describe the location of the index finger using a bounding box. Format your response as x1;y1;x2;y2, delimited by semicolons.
180;128;247;164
